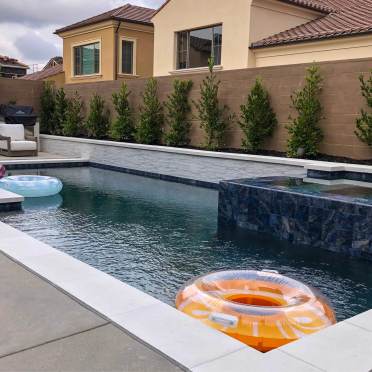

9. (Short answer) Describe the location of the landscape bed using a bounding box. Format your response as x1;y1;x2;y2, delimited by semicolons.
0;167;371;321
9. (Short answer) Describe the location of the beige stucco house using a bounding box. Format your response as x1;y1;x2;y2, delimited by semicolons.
152;0;372;76
55;4;155;84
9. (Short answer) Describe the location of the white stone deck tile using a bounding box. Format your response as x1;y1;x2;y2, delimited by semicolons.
111;301;248;370
193;348;322;372
345;310;372;332
279;321;372;372
0;189;23;204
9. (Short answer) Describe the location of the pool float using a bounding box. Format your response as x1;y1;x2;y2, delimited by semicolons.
176;270;336;352
0;175;63;198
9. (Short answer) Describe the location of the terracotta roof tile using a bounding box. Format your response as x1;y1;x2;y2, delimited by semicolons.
55;3;155;34
251;0;372;48
0;55;29;69
21;64;63;81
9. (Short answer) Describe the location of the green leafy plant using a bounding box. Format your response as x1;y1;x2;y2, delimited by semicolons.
239;78;277;152
39;81;55;134
135;78;164;145
85;93;110;139
110;83;134;142
287;65;324;158
62;92;83;137
165;79;193;147
194;58;231;150
52;87;68;135
355;70;372;146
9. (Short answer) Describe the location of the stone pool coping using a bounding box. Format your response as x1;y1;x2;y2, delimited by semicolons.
1;221;372;371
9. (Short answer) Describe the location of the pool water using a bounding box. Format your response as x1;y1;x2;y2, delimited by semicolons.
1;167;372;321
255;177;372;202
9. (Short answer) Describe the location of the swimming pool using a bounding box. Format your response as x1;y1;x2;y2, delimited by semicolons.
1;167;372;321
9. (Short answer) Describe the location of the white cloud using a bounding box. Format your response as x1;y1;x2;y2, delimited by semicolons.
0;0;165;69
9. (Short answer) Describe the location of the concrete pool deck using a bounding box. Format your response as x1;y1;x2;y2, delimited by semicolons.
0;252;182;372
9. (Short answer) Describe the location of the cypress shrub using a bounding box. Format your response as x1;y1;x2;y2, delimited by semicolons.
194;58;231;150
165;79;193;147
85;93;110;139
40;81;55;134
110;82;134;142
62;92;83;137
53;87;68;135
135;78;164;145
239;78;277;152
355;70;372;146
287;65;324;158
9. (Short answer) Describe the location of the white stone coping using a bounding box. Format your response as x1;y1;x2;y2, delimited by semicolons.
0;157;89;166
40;135;372;175
1;222;372;371
0;189;24;204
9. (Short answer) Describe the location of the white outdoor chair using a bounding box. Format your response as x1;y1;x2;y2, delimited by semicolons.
0;124;38;157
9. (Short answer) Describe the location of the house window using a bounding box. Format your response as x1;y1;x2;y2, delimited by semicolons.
177;25;222;70
73;42;100;76
121;39;135;75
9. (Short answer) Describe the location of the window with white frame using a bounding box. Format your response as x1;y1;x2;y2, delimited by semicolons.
73;41;100;76
176;25;222;70
121;39;136;75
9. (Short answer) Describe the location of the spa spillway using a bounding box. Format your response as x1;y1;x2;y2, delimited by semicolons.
0;175;63;197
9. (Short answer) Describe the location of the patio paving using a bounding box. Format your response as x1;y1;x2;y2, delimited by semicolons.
0;253;182;372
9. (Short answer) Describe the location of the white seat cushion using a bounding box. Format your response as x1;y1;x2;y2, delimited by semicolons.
0;124;25;141
0;140;36;151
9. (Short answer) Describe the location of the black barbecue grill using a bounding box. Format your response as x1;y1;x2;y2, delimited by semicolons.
0;104;38;126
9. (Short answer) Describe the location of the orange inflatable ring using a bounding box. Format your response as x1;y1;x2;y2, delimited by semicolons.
176;270;336;352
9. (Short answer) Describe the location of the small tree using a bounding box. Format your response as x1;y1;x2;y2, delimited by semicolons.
355;71;372;146
135;78;164;145
110;83;134;142
52;87;68;135
85;93;110;139
40;81;55;134
165;79;193;147
239;78;277;152
194;58;231;150
62;92;83;137
287;65;324;158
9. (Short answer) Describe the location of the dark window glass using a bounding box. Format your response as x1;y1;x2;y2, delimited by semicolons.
177;31;188;70
176;25;222;70
122;40;134;74
73;42;100;76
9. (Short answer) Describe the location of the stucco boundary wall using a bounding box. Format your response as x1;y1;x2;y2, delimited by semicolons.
60;58;372;160
0;78;43;113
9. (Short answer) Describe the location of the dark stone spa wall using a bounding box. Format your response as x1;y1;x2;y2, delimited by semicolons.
218;180;372;261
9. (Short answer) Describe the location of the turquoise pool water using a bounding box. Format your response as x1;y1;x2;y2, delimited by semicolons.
1;167;372;320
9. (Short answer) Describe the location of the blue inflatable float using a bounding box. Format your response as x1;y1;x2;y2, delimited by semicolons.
0;175;63;197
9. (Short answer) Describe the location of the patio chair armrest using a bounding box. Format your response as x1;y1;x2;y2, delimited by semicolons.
25;135;38;143
0;135;11;141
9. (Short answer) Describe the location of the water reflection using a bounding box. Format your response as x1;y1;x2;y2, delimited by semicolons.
22;194;63;211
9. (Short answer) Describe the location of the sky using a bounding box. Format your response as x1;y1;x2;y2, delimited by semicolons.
0;0;164;71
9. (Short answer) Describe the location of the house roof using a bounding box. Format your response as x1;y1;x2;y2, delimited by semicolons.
0;55;29;69
152;0;333;18
55;3;156;34
43;56;63;71
21;64;63;81
251;0;372;48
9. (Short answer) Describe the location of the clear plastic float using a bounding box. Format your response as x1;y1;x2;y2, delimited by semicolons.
0;175;63;198
176;270;336;352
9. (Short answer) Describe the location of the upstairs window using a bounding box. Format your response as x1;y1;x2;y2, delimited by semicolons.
176;25;222;70
121;39;135;75
73;42;100;76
